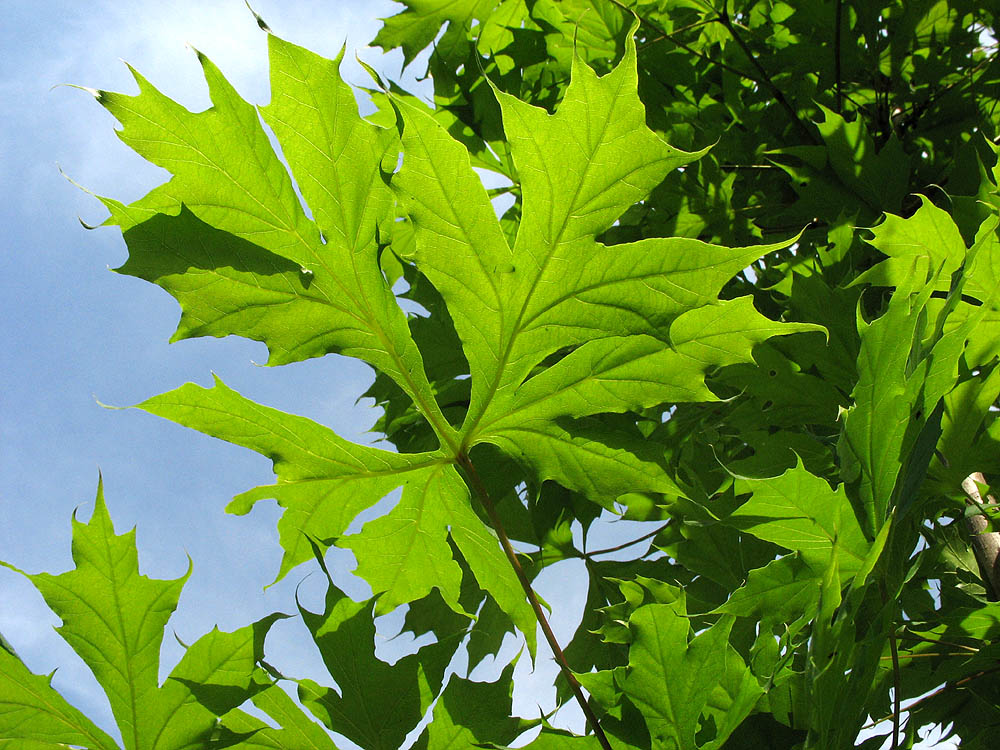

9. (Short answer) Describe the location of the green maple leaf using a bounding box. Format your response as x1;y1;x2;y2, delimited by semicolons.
295;563;452;750
91;23;820;653
729;459;870;574
840;209;1000;530
0;647;118;750
854;196;968;289
713;554;821;630
372;0;494;68
211;539;468;750
0;479;280;750
623;599;763;750
217;677;341;750
414;664;530;749
388;30;822;496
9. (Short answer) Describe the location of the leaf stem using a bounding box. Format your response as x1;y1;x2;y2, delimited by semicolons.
456;452;614;750
896;630;979;653
637;17;713;50
584;522;669;558
879;651;975;659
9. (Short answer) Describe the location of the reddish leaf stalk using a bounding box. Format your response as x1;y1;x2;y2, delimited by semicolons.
457;453;614;750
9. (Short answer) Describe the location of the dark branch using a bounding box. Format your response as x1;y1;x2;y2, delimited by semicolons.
716;1;820;145
896;51;999;135
862;664;1000;730
834;0;844;112
607;0;762;84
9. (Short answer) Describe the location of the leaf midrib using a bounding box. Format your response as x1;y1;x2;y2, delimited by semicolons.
464;73;629;443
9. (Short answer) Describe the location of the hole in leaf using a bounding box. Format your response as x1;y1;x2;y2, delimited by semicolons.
695;713;718;746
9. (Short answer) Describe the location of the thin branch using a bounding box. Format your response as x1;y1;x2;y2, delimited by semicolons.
861;665;1000;730
889;630;901;750
896;630;979;653
879;651;978;659
716;1;819;145
585;521;670;558
637;17;713;50
834;0;843;112
896;50;998;133
457;453;614;750
607;0;761;84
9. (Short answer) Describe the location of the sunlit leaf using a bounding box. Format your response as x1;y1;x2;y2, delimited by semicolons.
1;481;279;750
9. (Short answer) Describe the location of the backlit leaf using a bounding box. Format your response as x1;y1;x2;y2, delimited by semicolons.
624;605;762;750
1;481;280;750
731;460;869;574
0;647;118;750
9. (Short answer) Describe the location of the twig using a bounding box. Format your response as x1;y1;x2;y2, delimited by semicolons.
861;664;1000;730
895;51;998;134
613;0;822;145
896;630;979;653
607;0;760;84
715;1;819;145
637;17;712;50
834;0;843;112
457;453;614;750
889;630;901;750
585;521;669;558
718;163;779;170
879;651;977;660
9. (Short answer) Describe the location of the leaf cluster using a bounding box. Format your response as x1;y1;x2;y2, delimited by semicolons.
6;1;1000;748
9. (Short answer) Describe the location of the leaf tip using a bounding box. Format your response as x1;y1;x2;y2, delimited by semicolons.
181;552;194;584
57;166;111;229
356;55;387;92
245;0;272;33
79;473;114;533
51;82;100;98
119;58;142;82
187;43;206;64
94;394;127;411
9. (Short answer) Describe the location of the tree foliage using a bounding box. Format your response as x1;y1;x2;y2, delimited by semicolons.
5;0;1000;748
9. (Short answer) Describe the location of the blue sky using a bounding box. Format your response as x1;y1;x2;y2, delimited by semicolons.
0;0;603;741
